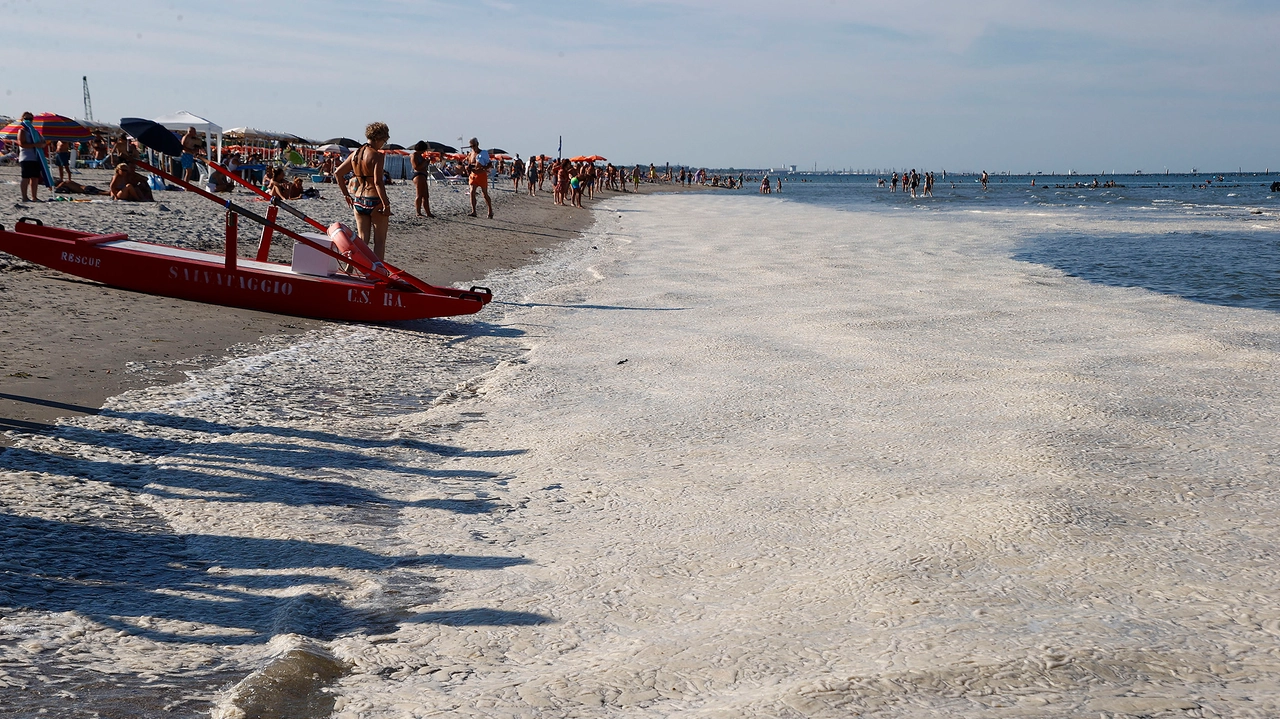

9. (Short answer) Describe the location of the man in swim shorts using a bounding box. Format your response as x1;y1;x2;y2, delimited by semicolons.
466;137;493;218
53;140;73;183
180;127;202;182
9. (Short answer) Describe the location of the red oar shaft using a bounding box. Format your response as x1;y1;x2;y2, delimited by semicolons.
207;161;326;232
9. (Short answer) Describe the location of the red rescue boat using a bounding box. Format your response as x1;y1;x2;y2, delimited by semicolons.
0;124;492;322
0;217;492;322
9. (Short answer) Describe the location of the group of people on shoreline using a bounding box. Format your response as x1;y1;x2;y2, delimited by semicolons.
6;112;749;264
879;170;937;197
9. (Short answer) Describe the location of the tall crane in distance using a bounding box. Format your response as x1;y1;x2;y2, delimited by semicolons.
82;76;93;122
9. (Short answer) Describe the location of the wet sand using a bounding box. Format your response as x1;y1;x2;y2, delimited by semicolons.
0;167;696;443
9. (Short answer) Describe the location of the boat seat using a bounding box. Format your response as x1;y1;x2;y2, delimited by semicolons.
77;233;129;245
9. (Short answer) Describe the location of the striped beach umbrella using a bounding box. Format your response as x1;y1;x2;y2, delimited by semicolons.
0;113;92;142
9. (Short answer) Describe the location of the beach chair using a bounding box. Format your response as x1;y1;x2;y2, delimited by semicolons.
429;166;467;190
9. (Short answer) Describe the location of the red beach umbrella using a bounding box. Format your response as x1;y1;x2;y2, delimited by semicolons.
0;113;91;142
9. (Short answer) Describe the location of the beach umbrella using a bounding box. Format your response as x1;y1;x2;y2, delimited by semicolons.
0;112;92;142
486;147;508;156
120;117;184;156
568;155;588;162
587;155;607;162
385;143;406;151
320;137;361;148
422;140;456;154
317;143;347;154
491;153;512;161
444;152;467;161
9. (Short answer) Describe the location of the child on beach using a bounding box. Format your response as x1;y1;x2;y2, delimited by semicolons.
570;164;583;207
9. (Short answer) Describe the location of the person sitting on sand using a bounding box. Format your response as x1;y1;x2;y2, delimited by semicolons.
268;167;303;200
465;137;494;218
335;121;392;259
109;162;153;202
207;167;234;193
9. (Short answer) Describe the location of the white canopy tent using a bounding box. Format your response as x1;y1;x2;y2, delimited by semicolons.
154;111;223;162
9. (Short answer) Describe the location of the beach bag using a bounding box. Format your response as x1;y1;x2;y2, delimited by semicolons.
148;175;165;192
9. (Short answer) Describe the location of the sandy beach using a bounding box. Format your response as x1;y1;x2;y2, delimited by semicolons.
2;177;1278;718
0;166;631;443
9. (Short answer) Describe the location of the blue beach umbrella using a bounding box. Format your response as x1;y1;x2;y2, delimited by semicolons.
120;117;185;156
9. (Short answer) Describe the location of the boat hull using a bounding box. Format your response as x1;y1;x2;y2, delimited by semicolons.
0;220;490;322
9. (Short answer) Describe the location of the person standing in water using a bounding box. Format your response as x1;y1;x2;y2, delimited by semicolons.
336;121;393;258
980;170;989;190
465;137;493;218
411;141;434;218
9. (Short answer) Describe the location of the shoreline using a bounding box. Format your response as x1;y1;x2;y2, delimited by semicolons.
0;167;714;445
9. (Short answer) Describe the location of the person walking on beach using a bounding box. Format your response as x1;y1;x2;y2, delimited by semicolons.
526;156;538;197
465;138;494;218
15;112;47;202
511;154;524;192
411;141;435;218
556;159;571;205
53;140;72;183
336;121;393;259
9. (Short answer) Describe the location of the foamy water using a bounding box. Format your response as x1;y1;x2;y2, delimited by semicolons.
3;194;1280;718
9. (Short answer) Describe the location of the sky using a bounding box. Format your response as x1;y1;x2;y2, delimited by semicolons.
4;0;1278;172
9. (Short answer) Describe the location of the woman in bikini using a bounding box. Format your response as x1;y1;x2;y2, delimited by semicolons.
336;122;393;259
411;141;434;218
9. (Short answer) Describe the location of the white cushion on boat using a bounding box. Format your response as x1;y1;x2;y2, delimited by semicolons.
292;233;339;277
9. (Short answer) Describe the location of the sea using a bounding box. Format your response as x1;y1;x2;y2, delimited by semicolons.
3;171;1280;718
743;172;1280;313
